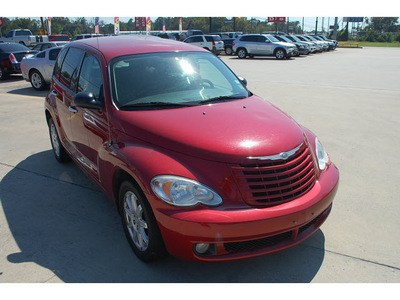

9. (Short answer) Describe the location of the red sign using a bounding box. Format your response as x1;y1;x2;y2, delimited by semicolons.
268;17;286;23
0;17;3;27
135;17;147;28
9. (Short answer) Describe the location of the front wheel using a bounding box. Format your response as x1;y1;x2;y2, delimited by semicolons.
119;181;166;262
275;49;286;60
237;48;247;59
30;70;46;91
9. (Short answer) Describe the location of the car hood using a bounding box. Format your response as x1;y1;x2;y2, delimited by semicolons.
114;95;305;164
275;42;295;48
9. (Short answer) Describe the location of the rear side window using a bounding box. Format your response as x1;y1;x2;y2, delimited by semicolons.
58;47;85;91
53;47;69;78
37;51;46;58
240;36;257;42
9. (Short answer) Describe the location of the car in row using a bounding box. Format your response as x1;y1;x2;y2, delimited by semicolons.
182;35;224;55
44;35;339;262
0;43;37;80
20;46;63;90
232;34;298;60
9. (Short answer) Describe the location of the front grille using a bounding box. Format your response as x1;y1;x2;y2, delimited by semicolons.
232;142;316;207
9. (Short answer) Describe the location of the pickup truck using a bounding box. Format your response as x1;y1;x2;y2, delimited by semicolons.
0;29;48;47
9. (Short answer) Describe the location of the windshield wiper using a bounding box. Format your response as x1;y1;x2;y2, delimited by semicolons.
198;95;247;105
120;101;197;109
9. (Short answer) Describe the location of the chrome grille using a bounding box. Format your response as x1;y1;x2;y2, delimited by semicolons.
232;143;316;206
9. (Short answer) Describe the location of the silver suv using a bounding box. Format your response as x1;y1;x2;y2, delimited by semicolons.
232;34;297;60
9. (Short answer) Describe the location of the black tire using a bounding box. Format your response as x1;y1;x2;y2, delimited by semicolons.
30;70;46;91
274;48;286;60
48;118;70;163
225;46;233;55
119;181;166;262
237;48;247;59
0;68;7;81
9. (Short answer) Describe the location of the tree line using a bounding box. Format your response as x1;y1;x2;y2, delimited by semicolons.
1;17;399;42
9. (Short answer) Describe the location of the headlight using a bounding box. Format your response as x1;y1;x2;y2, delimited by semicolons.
315;137;330;171
151;175;223;207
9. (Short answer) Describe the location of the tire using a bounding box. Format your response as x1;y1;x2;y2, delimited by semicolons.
119;181;166;262
0;68;7;81
225;46;233;55
237;48;247;59
48;118;70;163
275;48;286;60
30;70;46;91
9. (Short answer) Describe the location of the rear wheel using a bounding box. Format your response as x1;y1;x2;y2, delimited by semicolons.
30;70;46;90
225;46;233;55
0;68;8;81
119;181;166;262
48;118;70;163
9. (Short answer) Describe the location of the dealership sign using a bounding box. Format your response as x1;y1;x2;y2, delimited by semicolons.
135;17;147;28
268;17;286;23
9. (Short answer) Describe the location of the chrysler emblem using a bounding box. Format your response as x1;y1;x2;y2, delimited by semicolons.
280;152;288;159
247;143;303;161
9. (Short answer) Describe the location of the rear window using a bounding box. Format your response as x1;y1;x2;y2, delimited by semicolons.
0;43;30;53
15;30;32;36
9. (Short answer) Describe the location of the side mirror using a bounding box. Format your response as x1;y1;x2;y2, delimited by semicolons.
238;76;247;86
74;92;103;111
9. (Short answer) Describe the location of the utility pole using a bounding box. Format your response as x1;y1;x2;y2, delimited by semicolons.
321;17;324;34
315;17;318;35
302;17;304;32
333;17;338;40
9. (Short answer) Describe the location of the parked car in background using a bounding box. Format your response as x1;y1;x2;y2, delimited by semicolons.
31;42;68;52
183;35;224;55
285;35;317;53
312;35;336;50
233;34;297;59
44;35;339;262
0;43;37;80
71;34;103;41
0;29;48;47
317;35;338;49
273;35;302;56
303;35;329;51
21;46;62;90
222;38;235;55
48;34;70;42
156;33;177;40
295;35;322;52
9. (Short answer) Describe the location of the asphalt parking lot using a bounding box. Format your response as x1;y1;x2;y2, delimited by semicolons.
0;47;400;283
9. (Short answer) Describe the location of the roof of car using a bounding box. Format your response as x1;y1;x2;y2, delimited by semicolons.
71;35;207;62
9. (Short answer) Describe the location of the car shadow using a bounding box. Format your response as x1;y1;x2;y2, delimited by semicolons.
1;151;326;283
7;86;49;98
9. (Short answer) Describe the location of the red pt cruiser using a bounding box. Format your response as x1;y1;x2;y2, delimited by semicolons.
44;36;339;262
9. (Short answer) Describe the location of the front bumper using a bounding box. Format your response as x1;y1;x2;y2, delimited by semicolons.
152;163;339;262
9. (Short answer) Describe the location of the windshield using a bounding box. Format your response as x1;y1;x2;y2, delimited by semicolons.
265;35;279;42
111;52;250;110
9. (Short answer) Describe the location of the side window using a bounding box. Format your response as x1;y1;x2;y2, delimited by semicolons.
49;48;61;61
193;36;203;42
205;36;213;42
257;36;267;43
185;37;194;43
37;51;46;58
77;54;103;100
59;47;85;91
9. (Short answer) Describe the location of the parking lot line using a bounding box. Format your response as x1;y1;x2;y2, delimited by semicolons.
0;93;44;100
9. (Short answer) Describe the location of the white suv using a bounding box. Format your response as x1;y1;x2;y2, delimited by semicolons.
232;34;297;60
183;35;224;55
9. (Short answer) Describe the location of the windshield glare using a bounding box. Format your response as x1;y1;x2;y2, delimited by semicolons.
111;52;249;109
266;35;279;42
